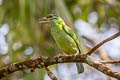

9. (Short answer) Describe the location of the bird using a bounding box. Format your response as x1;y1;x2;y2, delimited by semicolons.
39;14;84;73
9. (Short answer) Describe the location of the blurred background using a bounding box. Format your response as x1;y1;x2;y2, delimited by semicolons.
0;0;120;80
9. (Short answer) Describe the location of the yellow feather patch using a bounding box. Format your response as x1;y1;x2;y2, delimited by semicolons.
56;18;65;30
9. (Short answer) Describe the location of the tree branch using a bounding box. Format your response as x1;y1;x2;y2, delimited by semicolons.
83;36;110;61
44;67;58;80
83;36;113;80
87;31;120;55
0;32;120;79
0;54;120;79
0;54;86;79
101;60;120;64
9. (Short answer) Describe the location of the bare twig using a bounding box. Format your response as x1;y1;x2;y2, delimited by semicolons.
44;67;58;80
101;60;120;64
83;36;113;80
83;36;110;61
86;56;120;79
87;31;120;55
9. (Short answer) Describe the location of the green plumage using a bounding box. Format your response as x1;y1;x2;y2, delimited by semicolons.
51;23;78;54
40;14;84;73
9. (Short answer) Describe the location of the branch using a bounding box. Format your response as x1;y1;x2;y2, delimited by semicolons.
0;54;120;79
0;32;120;79
83;36;113;80
44;67;58;80
101;60;120;64
86;56;120;79
30;61;58;80
83;36;110;60
87;31;120;55
0;54;86;79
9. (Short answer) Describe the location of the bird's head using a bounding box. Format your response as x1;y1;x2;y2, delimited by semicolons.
39;14;60;23
40;14;64;23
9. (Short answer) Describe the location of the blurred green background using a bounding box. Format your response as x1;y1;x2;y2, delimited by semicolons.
0;0;120;80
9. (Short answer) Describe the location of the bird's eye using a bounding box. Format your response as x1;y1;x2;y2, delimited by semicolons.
46;15;52;18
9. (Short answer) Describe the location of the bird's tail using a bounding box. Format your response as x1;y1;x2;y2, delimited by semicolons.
76;63;84;73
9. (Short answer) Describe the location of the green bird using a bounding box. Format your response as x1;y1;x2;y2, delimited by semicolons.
39;14;84;73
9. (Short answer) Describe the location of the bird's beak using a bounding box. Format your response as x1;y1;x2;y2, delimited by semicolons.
39;17;49;23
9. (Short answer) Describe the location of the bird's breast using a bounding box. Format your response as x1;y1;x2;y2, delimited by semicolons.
51;26;78;54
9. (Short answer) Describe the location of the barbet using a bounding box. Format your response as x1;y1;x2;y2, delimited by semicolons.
39;14;84;73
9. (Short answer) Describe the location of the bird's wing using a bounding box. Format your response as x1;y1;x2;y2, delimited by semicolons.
62;24;81;53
